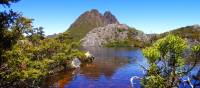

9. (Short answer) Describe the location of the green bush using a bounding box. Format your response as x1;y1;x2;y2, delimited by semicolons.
142;34;189;88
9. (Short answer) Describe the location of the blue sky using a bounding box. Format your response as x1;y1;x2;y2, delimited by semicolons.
2;0;200;35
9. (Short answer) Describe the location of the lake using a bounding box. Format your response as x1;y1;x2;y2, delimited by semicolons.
44;47;200;88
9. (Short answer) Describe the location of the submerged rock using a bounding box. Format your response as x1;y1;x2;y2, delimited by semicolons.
71;58;81;68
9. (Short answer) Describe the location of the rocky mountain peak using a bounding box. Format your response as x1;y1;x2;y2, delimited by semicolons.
69;9;119;29
67;9;120;41
104;11;112;16
103;11;119;25
90;9;100;15
81;9;103;19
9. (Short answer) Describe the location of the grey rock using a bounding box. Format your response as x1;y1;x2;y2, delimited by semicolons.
81;24;129;47
71;58;81;68
81;24;149;47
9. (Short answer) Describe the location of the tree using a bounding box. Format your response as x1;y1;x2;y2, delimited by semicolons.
0;10;33;63
0;0;91;87
24;26;45;43
142;34;196;88
36;27;45;39
56;32;74;44
0;0;20;7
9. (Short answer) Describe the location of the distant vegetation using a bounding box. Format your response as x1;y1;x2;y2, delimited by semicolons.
106;40;132;47
105;38;144;48
149;25;200;44
168;25;200;41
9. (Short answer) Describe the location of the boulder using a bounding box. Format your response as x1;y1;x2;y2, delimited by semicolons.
71;58;81;68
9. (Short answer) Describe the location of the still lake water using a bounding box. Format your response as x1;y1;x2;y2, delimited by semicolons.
45;47;200;88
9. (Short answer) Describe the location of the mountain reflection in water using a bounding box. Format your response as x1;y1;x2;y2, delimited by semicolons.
44;47;148;88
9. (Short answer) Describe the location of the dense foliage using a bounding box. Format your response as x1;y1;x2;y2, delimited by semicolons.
0;1;90;87
0;0;19;7
142;34;199;88
1;37;87;87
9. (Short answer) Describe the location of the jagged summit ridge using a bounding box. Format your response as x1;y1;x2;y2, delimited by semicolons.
70;9;119;28
103;11;119;25
67;9;120;41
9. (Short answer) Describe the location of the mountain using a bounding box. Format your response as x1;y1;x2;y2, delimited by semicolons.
66;9;119;41
61;9;149;47
57;9;199;47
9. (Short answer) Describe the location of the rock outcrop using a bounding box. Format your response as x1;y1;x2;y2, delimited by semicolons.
81;24;148;47
81;24;128;47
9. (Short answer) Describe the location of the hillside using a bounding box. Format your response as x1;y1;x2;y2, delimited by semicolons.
167;25;200;41
144;25;200;48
